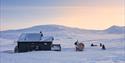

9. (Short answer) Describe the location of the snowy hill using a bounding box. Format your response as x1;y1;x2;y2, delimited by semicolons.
105;25;125;34
1;25;124;33
0;24;97;33
0;25;124;40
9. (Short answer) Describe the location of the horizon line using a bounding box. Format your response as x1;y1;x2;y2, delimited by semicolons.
1;24;125;31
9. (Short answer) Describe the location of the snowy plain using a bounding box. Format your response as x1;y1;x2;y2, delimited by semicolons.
0;25;125;63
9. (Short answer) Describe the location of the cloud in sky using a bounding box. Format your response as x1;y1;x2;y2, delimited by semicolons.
0;0;125;30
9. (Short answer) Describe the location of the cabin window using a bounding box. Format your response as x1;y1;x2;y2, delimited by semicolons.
35;46;39;50
31;43;35;44
44;43;47;45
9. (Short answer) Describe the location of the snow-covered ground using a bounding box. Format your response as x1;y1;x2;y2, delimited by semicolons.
0;34;125;63
0;25;125;63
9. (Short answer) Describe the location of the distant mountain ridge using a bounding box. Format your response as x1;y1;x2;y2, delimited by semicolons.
0;25;124;40
105;25;125;34
0;25;125;34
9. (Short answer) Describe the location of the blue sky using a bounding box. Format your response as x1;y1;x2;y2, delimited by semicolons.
0;0;124;30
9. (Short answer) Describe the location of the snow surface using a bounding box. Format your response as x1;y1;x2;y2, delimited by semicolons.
0;25;125;63
0;34;125;63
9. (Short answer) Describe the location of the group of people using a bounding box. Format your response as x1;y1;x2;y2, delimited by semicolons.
74;40;106;51
91;43;106;50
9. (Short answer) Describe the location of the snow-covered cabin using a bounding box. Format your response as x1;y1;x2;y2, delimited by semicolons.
15;33;54;52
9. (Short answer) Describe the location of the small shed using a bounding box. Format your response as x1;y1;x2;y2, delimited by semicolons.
15;33;54;52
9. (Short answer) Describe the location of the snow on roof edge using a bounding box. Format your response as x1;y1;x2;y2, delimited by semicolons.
17;33;54;42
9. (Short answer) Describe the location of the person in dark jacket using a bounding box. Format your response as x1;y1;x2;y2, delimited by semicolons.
74;40;78;45
100;43;102;47
40;31;43;36
102;44;106;50
91;43;94;46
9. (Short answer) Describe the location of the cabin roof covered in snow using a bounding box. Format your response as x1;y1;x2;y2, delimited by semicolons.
17;33;54;42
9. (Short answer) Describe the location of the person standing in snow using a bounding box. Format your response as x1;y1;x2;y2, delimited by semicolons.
102;44;106;50
100;43;102;47
74;40;79;45
91;43;94;46
74;40;79;51
40;31;43;36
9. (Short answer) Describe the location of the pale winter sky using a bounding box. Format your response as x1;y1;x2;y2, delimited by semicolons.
0;0;125;30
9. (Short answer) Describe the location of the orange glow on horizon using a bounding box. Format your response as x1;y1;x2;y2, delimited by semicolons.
1;5;124;30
